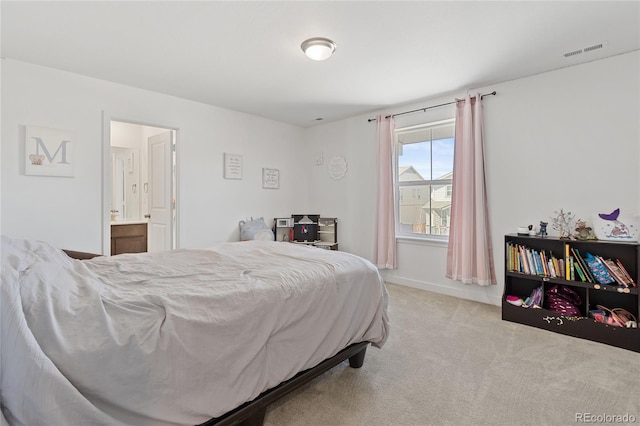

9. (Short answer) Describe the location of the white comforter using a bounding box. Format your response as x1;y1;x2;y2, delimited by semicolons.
1;237;388;426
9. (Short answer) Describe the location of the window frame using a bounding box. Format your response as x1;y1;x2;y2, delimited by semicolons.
394;118;455;242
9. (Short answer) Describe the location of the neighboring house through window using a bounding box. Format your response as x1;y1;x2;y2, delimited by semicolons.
395;119;454;239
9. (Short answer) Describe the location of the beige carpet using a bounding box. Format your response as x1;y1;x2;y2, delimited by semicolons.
264;283;640;426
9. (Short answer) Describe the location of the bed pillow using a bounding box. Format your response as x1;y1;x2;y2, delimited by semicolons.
239;217;274;241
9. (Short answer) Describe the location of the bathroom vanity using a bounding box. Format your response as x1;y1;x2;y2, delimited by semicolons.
111;221;148;255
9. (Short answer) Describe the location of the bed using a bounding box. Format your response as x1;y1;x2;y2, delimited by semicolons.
0;236;389;426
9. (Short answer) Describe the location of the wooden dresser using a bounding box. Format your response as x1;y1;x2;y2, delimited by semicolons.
111;222;148;255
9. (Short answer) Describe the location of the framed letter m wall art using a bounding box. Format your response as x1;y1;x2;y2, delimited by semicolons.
25;126;74;177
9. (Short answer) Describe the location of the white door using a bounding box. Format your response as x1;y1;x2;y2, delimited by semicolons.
112;153;126;221
147;131;173;252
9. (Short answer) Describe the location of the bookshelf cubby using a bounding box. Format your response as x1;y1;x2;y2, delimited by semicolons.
502;234;639;352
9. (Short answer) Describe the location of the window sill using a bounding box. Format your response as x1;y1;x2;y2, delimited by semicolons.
396;235;448;248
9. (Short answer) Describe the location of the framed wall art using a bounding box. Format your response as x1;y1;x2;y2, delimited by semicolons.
223;153;243;179
262;168;280;189
25;126;74;177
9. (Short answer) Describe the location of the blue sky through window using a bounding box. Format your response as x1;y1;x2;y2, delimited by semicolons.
399;137;454;180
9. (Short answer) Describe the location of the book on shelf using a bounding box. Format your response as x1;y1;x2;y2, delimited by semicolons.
506;242;563;278
564;244;571;280
573;256;587;282
583;252;616;285
547;258;556;278
602;258;629;287
615;259;637;288
526;249;535;274
571;248;595;283
506;240;638;289
557;259;564;279
570;256;575;281
552;257;560;278
533;251;544;276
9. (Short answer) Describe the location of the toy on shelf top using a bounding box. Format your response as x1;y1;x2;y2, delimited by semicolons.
551;208;576;240
574;220;597;240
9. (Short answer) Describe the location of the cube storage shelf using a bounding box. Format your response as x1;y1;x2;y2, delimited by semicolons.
503;234;639;352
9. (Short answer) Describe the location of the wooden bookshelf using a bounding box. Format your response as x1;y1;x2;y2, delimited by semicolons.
503;234;639;352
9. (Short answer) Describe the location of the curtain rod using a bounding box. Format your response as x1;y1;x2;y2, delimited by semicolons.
367;91;496;122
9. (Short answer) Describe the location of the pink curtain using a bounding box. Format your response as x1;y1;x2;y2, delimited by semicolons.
374;115;397;269
446;94;497;285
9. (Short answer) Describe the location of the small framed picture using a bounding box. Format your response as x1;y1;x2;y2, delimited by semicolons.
262;168;279;189
223;153;242;179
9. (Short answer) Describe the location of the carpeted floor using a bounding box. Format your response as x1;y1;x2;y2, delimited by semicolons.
263;283;640;426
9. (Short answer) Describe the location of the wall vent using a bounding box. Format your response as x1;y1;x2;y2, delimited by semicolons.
564;49;583;58
563;41;607;58
583;43;604;53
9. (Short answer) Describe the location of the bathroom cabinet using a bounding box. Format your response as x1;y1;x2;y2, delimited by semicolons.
111;222;148;255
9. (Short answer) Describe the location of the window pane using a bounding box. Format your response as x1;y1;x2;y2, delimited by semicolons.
432;137;454;179
398;141;430;181
427;183;451;236
395;119;454;239
398;184;431;234
398;182;451;236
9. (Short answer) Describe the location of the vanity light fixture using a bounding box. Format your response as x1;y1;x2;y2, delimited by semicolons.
301;37;337;61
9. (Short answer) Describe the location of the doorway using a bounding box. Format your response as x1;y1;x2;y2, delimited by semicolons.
107;120;177;255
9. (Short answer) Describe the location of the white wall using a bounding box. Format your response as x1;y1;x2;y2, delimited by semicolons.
306;50;640;306
305;121;378;258
1;59;309;253
3;52;638;306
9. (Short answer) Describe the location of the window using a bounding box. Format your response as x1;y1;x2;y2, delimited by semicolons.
395;119;454;239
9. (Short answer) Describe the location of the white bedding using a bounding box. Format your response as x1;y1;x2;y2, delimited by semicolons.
0;236;389;426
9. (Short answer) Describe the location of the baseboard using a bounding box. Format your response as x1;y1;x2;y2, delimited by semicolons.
382;273;502;306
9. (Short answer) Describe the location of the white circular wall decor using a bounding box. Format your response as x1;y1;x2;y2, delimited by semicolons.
327;155;348;180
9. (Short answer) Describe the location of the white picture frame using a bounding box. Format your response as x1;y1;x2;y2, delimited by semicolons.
262;168;280;189
223;153;243;179
25;126;74;177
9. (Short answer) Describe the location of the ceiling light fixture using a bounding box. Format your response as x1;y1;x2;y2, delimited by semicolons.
301;37;337;61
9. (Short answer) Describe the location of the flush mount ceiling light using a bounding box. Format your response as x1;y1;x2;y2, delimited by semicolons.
301;37;337;61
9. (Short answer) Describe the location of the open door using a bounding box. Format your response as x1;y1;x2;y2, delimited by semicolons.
147;131;173;252
106;118;177;256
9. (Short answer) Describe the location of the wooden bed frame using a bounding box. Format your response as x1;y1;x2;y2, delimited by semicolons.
62;249;102;260
63;249;371;426
202;342;368;426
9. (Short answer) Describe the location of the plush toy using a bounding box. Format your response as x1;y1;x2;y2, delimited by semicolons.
239;217;274;241
574;220;597;240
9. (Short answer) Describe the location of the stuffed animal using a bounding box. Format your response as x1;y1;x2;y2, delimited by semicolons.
574;220;597;240
239;217;274;241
